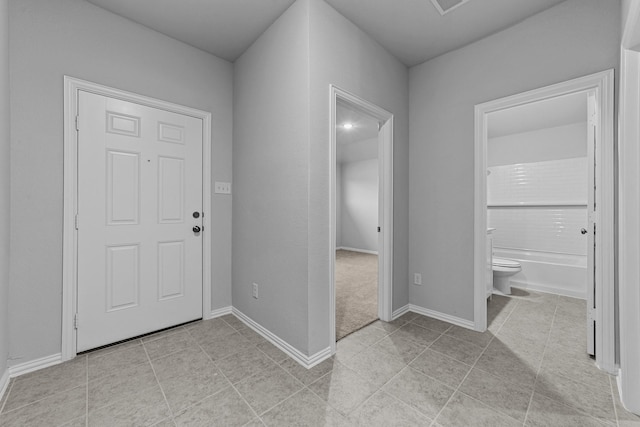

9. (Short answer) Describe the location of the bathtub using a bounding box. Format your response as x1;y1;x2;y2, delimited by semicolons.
493;248;587;299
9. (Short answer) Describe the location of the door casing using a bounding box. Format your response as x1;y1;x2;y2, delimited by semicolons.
473;70;616;373
62;76;212;361
330;85;394;353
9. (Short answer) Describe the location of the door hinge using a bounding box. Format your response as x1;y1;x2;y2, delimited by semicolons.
75;115;80;131
74;214;79;230
74;313;79;330
587;307;596;323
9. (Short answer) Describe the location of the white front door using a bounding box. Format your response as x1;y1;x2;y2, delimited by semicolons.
76;90;203;352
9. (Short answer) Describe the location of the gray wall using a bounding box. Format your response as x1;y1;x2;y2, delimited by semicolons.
0;0;10;379
339;159;379;252
9;0;233;365
488;123;587;167
409;0;620;321
233;0;311;353
308;0;409;353
233;0;408;356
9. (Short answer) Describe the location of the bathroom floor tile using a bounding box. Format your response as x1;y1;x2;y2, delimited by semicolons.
234;366;303;415
459;367;533;422
409;348;472;389
308;362;378;415
261;388;349;426
525;391;607;427
382;367;454;419
430;334;485;365
173;387;255;427
2;293;631;426
341;346;407;388
436;392;521;427
390;323;441;346
0;385;86;427
348;390;432;426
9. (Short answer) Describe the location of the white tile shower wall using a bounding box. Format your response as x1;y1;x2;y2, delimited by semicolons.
488;157;587;205
488;208;587;255
488;157;588;255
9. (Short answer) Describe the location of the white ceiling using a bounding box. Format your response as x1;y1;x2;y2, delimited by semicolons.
336;101;379;145
324;0;567;66
336;101;379;163
488;91;588;138
86;0;568;66
86;0;297;62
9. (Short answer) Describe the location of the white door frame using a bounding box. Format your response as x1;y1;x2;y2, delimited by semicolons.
62;76;212;361
473;70;616;373
330;85;393;352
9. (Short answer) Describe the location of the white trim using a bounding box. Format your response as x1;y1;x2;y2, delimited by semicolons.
0;368;9;403
618;47;640;415
508;282;586;300
62;76;213;361
8;354;62;378
409;304;475;330
330;85;394;356
508;280;586;300
392;304;410;320
232;308;332;369
208;306;233;319
622;0;640;51
474;70;616;373
336;246;379;255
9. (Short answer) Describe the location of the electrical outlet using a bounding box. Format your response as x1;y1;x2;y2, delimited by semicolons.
252;283;259;299
413;273;422;285
214;181;232;194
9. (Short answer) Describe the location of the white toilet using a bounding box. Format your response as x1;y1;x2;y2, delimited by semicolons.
492;258;522;295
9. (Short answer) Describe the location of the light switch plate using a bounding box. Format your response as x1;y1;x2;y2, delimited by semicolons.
214;181;231;194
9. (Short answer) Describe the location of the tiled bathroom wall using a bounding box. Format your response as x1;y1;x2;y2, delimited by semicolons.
488;157;588;255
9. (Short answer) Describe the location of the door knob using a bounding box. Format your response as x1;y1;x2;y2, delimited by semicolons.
581;228;587;235
193;226;201;233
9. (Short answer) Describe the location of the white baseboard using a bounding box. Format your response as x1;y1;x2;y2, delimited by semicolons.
409;304;475;330
336;247;378;255
392;304;410;320
0;367;9;404
232;308;332;369
9;353;62;378
208;306;233;320
509;280;586;300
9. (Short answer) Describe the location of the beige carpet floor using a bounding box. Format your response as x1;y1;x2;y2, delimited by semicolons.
335;249;378;340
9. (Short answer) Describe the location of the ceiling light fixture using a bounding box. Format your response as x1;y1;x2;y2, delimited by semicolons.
343;123;353;129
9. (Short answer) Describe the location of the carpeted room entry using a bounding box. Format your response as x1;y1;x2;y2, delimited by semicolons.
335;249;378;340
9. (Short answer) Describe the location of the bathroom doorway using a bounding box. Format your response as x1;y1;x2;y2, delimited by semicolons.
330;86;393;349
474;70;615;373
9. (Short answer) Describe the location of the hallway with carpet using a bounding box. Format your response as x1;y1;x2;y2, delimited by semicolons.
335;250;378;340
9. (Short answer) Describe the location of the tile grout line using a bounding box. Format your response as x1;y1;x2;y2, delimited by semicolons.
526;299;617;427
0;376;89;415
522;298;559;426
341;324;453;422
189;324;265;425
609;374;621;427
142;339;176;424
0;376;14;415
428;295;521;427
84;355;88;427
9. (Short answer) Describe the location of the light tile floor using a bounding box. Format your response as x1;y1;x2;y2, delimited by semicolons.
1;288;640;426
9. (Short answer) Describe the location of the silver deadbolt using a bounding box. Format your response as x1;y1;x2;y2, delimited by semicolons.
581;228;588;235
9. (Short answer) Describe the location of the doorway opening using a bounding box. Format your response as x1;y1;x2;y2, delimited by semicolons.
330;86;393;350
474;70;615;373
